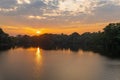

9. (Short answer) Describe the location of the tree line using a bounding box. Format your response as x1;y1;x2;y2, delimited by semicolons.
0;23;120;58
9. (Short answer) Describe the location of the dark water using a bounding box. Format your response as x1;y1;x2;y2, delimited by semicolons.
0;48;120;80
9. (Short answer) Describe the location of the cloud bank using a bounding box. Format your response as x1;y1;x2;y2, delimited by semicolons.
0;0;120;29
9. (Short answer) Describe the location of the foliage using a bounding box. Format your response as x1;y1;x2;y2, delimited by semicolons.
0;28;13;50
1;23;120;57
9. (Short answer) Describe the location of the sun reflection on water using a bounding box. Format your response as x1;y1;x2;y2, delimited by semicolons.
36;47;42;64
34;47;43;79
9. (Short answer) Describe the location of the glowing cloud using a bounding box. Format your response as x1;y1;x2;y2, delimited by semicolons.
28;15;46;20
111;0;120;5
58;0;98;14
42;0;120;15
0;7;18;12
17;0;31;4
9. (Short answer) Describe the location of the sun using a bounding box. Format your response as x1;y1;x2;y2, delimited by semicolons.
36;31;41;34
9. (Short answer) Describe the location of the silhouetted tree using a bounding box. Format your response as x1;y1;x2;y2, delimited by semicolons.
1;23;120;58
0;28;13;50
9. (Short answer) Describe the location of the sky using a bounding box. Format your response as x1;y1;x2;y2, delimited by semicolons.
0;0;120;36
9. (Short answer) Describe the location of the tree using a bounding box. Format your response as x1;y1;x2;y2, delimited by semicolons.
0;28;13;50
103;23;120;54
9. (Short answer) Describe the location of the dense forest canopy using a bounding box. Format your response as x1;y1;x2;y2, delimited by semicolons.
0;23;120;57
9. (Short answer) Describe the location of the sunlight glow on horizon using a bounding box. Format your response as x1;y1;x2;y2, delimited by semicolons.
36;31;41;35
1;22;107;36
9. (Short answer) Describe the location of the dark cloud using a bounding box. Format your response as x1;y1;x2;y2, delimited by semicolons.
0;0;16;8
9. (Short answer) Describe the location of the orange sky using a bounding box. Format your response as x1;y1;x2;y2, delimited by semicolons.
1;23;107;36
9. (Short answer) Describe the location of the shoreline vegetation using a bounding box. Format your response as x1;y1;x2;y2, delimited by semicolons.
0;23;120;58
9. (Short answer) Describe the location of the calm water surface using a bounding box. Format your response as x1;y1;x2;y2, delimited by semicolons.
0;48;120;80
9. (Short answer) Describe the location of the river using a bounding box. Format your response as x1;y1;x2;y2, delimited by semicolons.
0;48;120;80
